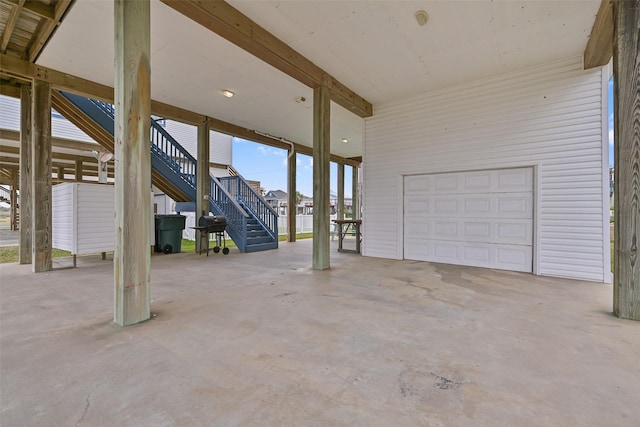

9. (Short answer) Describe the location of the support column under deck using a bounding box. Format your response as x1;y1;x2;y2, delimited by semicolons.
287;149;297;242
337;163;344;221
313;86;331;270
196;119;210;254
113;0;151;326
613;0;640;320
31;80;52;273
19;84;32;264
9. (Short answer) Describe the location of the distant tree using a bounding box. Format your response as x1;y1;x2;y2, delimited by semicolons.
295;191;304;205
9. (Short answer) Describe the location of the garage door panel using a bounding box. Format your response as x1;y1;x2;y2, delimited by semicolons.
463;171;492;191
496;246;532;272
404;167;533;273
406;198;429;214
496;194;532;218
433;220;458;239
464;198;492;215
433;175;459;193
496;168;533;192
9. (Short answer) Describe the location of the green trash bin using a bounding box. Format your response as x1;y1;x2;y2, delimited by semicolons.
155;214;186;254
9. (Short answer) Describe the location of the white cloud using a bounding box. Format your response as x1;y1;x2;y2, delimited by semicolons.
303;157;313;171
609;128;614;146
257;145;286;157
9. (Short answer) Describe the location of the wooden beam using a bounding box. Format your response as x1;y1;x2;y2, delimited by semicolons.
0;82;21;98
19;83;31;264
0;54;205;125
75;160;82;181
584;0;613;69
0;0;24;53
287;149;296;242
1;55;361;164
27;0;74;62
159;0;373;118
613;0;640;320
312;86;331;270
31;79;52;273
0;0;54;20
0;129;100;152
113;0;151;326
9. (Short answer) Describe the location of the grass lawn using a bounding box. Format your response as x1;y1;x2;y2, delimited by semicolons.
180;232;313;253
0;246;71;264
0;233;315;263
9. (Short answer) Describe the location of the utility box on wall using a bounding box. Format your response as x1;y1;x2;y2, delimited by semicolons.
52;182;154;256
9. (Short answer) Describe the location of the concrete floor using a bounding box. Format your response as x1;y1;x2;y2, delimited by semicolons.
1;240;638;426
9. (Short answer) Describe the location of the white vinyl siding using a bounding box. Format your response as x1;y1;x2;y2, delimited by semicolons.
363;56;608;282
52;183;154;255
0;95;94;142
162;120;233;167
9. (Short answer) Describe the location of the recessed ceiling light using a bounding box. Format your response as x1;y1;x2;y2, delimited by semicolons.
222;90;235;98
341;138;349;144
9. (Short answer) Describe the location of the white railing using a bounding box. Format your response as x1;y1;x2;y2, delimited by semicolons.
278;214;338;235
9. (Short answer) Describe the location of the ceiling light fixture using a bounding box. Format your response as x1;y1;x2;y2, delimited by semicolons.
415;10;428;26
341;138;349;144
222;90;235;98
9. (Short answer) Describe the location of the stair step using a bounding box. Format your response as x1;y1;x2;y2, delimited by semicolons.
247;235;275;244
245;241;279;252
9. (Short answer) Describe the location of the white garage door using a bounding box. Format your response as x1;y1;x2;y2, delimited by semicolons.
404;167;533;272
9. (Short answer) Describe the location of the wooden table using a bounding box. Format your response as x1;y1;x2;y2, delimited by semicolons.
332;219;362;254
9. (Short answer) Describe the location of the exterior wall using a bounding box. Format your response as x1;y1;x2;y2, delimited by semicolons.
52;183;154;254
363;56;609;282
1;95;93;142
52;183;75;252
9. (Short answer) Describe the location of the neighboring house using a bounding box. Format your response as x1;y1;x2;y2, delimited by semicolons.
264;190;288;215
264;189;353;217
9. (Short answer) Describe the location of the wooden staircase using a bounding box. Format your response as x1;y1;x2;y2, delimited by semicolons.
51;90;191;202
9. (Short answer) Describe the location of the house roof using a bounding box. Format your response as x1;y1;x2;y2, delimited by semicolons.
1;1;602;160
265;190;288;200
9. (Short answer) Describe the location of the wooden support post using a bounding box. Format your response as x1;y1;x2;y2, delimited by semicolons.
352;165;359;220
31;80;52;273
19;84;32;264
287;149;296;242
57;166;64;180
613;0;640;320
10;170;18;231
196;119;210;254
313;86;331;270
75;160;82;181
113;0;151;326
337;163;344;221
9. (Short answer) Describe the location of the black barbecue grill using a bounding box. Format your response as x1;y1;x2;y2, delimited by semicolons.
194;212;229;256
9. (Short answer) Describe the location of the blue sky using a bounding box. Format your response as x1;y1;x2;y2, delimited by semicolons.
608;77;614;166
232;138;353;198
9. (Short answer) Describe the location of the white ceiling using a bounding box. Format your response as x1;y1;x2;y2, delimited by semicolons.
36;0;600;159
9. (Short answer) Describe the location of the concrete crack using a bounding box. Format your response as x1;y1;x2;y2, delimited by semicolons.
75;382;102;426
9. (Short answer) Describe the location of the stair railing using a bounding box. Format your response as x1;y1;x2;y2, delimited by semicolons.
209;176;249;252
0;185;11;201
86;98;196;186
218;176;278;241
